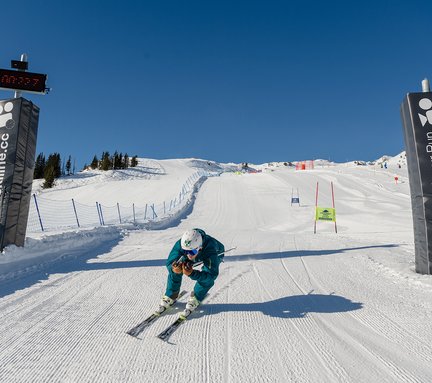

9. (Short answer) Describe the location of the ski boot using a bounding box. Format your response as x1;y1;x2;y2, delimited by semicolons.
156;294;176;315
179;295;200;319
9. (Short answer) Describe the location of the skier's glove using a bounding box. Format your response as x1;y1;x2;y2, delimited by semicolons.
182;261;194;276
172;261;183;274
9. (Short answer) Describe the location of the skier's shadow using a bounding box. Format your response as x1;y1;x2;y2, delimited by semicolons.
192;293;362;319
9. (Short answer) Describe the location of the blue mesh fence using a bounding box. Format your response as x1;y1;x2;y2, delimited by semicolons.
26;170;211;234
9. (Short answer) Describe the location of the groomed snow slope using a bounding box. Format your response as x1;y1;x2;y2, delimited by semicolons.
1;159;432;383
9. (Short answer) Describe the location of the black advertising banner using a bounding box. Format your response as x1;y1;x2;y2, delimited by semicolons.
401;92;432;274
0;98;39;250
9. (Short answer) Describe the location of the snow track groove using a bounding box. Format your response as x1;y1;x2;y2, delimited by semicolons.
223;265;232;383
260;258;351;382
251;264;292;383
285;238;432;383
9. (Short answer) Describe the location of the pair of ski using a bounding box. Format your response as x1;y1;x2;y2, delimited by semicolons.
126;290;192;342
127;247;236;341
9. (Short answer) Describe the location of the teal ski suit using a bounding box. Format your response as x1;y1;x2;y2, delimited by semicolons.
165;229;225;301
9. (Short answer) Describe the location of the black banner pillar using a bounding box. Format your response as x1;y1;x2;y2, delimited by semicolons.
401;90;432;274
0;98;39;251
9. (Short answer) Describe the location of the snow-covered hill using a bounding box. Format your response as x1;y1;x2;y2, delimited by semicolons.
1;153;431;383
32;158;236;204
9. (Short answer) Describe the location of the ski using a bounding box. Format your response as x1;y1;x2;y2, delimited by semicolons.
157;294;208;342
157;313;189;342
126;290;187;338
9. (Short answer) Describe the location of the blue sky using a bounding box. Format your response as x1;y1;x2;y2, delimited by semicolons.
1;0;431;168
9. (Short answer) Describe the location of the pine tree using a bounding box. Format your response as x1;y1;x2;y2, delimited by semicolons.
118;152;123;169
41;153;61;188
34;152;46;179
113;150;124;169
123;153;129;169
94;151;136;171
98;152;104;170
90;155;99;169
131;155;138;167
100;151;111;171
113;151;118;169
44;153;61;179
43;164;56;188
65;155;72;175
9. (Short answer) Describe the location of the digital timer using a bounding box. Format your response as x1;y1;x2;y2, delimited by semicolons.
0;69;47;94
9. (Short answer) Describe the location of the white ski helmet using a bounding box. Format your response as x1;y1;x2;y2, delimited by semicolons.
181;229;203;250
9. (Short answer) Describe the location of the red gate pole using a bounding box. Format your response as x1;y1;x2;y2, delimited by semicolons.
331;181;337;233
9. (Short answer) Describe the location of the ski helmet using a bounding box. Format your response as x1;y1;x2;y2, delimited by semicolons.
181;229;203;250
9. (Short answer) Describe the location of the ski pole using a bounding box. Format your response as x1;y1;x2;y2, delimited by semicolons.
192;246;237;268
220;246;237;255
177;246;237;267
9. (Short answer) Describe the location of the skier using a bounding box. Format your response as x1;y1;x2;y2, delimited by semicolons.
158;228;225;317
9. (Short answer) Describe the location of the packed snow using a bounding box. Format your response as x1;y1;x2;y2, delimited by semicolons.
1;153;432;383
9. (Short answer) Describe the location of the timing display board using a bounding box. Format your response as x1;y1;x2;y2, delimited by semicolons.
0;68;47;94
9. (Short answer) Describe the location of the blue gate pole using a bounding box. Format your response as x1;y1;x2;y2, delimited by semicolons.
117;203;122;223
72;198;80;228
144;203;148;220
33;194;44;232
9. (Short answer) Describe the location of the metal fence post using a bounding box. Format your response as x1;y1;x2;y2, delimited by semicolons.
133;203;136;224
72;198;80;228
99;203;105;225
96;202;102;225
144;203;148;220
117;202;122;223
33;194;44;232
